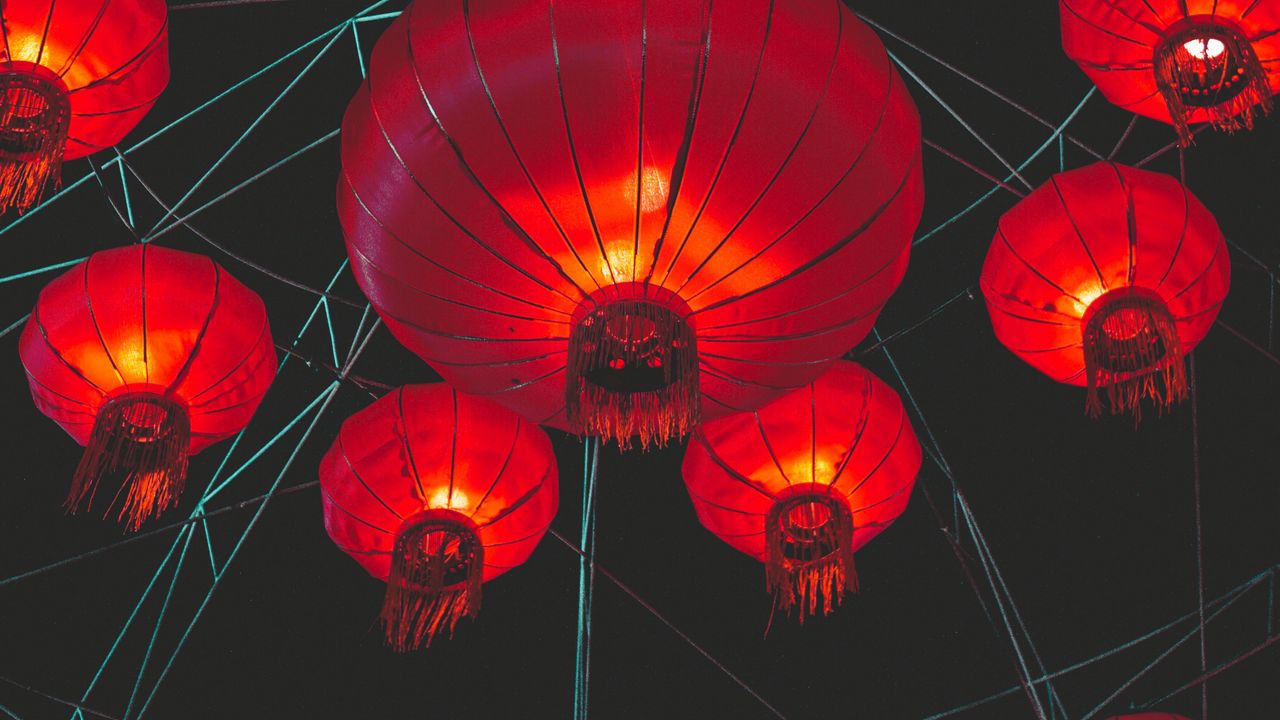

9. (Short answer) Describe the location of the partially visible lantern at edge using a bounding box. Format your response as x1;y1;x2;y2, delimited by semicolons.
981;162;1229;421
682;361;921;622
0;0;169;212
338;0;924;449
19;244;277;530
320;384;559;651
1061;0;1280;145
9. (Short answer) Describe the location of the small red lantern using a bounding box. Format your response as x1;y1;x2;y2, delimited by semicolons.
981;162;1229;420
320;384;559;651
19;245;276;530
0;0;169;212
682;361;921;621
338;0;924;448
1061;0;1280;145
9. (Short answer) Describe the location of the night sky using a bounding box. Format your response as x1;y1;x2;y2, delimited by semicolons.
1;1;1277;718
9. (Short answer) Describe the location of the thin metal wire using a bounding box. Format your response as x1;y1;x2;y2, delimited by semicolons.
1190;352;1210;719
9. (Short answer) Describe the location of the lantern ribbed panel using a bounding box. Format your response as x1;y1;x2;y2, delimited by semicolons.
19;244;277;454
319;384;559;584
980;161;1229;387
0;0;169;159
337;0;924;431
681;361;921;562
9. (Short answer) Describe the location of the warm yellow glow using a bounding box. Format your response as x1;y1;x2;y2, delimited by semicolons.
428;487;470;511
600;243;636;280
789;459;837;484
1072;285;1106;317
115;339;150;381
622;166;670;214
1183;37;1226;60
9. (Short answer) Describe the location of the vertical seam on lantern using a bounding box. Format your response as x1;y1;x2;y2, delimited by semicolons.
656;0;777;290
51;0;110;78
67;14;167;92
468;417;524;522
842;399;907;501
447;388;459;508
1155;177;1193;291
1167;237;1226;301
754;410;793;487
1049;174;1109;292
690;142;916;315
343;179;572;317
828;370;874;490
632;0;648;287
1243;0;1264;19
644;0;714;289
82;252;129;389
809;381;817;485
691;431;778;502
423;0;599;301
164;257;227;398
548;0;617;290
1135;0;1173;28
34;0;57;67
1061;0;1156;48
995;224;1089;307
30;307;108;398
338;431;404;523
22;364;99;407
183;294;267;403
673;0;845;299
397;387;427;503
364;60;580;309
141;243;149;384
474;462;552;529
320;485;395;536
1113;162;1139;286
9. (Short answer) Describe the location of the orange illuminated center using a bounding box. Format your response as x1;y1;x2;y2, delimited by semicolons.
119;397;172;443
1099;305;1151;342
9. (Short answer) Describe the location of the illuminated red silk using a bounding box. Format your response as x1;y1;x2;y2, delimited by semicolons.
0;0;169;159
1061;0;1280;125
338;0;924;430
980;162;1229;386
19;244;276;454
681;361;921;563
319;384;558;584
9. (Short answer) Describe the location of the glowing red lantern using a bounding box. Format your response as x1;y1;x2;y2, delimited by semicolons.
981;162;1229;420
682;361;921;621
320;384;559;651
338;0;924;448
0;0;169;212
1061;0;1280;145
19;245;276;530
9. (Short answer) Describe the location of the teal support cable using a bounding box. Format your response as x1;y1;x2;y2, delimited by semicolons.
574;438;600;720
123;528;196;719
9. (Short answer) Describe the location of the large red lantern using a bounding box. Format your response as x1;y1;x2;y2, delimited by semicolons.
682;361;921;621
1061;0;1280;144
19;244;276;530
338;0;924;448
320;384;559;651
0;0;169;212
981;162;1229;420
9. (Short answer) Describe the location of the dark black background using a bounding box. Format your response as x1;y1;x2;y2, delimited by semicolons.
1;1;1277;718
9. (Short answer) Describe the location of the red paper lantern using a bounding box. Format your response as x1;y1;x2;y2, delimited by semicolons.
320;384;559;651
682;361;921;621
338;0;924;448
0;0;169;212
1061;0;1280;145
981;162;1229;420
19;244;276;530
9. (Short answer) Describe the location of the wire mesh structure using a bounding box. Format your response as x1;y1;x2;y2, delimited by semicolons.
0;2;1276;719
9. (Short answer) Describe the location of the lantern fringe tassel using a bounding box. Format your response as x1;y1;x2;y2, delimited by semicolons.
0;70;70;214
566;299;699;450
1084;294;1186;423
68;394;191;532
765;496;858;622
1155;23;1273;147
382;517;483;652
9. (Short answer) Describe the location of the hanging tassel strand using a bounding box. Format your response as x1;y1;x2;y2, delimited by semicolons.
566;298;698;449
1154;19;1273;147
382;511;483;652
1083;290;1187;423
68;393;191;532
765;493;858;622
0;65;70;214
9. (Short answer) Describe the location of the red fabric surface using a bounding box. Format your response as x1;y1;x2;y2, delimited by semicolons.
681;361;920;562
0;0;169;160
1061;0;1280;124
980;161;1229;386
19;244;276;454
319;384;559;584
338;0;924;431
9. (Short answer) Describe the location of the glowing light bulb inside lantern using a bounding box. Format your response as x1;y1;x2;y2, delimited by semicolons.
622;166;670;214
600;244;637;280
428;487;470;511
1183;37;1226;60
1073;285;1106;316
